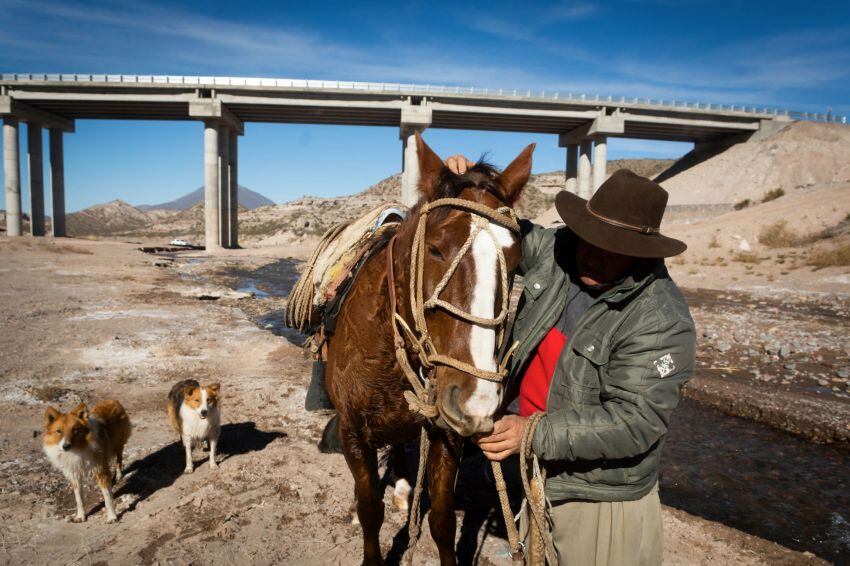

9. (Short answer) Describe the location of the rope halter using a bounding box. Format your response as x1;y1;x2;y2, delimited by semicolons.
388;197;521;419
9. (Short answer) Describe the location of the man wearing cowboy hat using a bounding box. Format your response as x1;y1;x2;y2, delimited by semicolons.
447;156;696;566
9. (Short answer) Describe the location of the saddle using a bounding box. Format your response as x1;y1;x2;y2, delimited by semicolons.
285;202;407;337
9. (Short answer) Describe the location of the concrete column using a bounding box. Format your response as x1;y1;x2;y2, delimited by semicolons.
49;128;65;237
203;120;220;251
218;125;230;249
228;130;238;249
3;117;21;237
592;135;607;192
578;139;592;200
400;129;423;207
565;144;578;194
27;123;45;236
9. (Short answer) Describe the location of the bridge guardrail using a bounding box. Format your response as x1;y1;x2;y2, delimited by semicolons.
1;73;845;124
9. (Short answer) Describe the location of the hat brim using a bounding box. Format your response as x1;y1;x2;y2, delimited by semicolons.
555;191;687;258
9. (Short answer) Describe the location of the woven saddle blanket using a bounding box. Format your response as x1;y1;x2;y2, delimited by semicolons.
286;202;407;333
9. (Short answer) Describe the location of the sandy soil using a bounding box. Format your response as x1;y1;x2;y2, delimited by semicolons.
0;237;829;565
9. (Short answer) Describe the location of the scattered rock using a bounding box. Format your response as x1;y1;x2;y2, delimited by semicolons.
716;341;732;353
779;345;792;358
783;363;796;371
836;368;850;379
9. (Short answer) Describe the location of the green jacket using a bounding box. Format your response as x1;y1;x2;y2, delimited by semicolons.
507;224;695;502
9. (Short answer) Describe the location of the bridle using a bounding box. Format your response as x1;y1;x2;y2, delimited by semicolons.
385;197;521;420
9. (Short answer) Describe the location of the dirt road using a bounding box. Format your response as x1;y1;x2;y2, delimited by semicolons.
0;238;823;565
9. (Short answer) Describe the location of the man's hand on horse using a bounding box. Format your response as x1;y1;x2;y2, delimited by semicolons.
445;154;474;175
474;414;527;461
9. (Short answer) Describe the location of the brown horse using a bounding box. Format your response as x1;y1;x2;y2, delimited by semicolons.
325;133;532;565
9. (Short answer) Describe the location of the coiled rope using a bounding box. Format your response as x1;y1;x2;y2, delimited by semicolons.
285;221;350;332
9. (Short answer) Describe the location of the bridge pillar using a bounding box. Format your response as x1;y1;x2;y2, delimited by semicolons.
228;129;238;248
27;123;45;237
203;120;220;251
49;128;66;237
592;135;607;192
3;117;22;237
218;125;231;248
400;103;432;207
578;139;593;200
556;138;579;194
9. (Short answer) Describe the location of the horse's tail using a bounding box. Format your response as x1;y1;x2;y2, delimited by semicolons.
318;413;343;454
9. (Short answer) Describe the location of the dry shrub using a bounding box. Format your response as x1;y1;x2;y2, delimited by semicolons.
733;252;761;264
758;220;798;248
761;188;785;203
806;244;850;269
733;199;751;210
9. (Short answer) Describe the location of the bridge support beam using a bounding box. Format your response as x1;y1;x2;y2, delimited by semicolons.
229;130;238;248
49;128;66;237
592;135;607;192
27;123;45;237
578;139;593;200
400;102;432;207
218;125;231;248
203;120;220;252
192;98;243;252
557;140;579;194
3;117;21;237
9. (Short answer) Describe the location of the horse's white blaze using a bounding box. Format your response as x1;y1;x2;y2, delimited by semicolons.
463;220;515;418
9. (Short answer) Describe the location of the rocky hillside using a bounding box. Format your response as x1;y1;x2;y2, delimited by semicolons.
60;158;673;243
66;200;172;236
661;121;850;206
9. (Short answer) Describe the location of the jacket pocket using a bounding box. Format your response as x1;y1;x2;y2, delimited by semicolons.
516;274;548;322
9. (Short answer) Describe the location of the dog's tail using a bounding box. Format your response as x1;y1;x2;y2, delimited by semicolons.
318;413;342;454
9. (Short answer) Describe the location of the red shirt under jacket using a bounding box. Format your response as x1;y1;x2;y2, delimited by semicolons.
518;327;567;417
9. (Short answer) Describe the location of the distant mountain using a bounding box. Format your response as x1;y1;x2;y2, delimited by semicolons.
139;186;274;211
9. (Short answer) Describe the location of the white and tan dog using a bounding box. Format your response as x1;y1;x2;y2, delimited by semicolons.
167;379;221;474
43;400;132;523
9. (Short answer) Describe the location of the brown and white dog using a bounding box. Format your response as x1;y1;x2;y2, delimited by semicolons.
167;380;221;474
43;400;132;523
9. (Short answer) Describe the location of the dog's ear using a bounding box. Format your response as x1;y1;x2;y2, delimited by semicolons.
45;406;61;427
207;383;220;396
71;403;88;421
183;383;197;397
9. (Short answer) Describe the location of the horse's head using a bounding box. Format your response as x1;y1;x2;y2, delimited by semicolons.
402;133;533;436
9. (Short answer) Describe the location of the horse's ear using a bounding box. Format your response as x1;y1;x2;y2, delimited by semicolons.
497;143;535;204
415;131;445;202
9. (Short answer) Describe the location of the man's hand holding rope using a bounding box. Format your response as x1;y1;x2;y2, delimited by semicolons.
474;415;528;461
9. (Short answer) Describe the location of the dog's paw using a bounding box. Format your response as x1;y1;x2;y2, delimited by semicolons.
184;467;194;474
209;461;219;470
69;514;86;523
106;515;118;524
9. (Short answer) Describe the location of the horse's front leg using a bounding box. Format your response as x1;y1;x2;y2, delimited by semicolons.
341;427;384;566
427;431;462;566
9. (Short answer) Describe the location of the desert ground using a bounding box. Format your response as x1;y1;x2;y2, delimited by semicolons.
0;236;842;566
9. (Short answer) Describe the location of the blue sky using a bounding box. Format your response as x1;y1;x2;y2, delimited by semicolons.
1;0;849;212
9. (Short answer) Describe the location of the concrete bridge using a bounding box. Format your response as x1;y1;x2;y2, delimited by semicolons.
3;73;827;250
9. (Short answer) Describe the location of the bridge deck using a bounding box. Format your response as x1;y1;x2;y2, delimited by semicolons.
0;74;803;142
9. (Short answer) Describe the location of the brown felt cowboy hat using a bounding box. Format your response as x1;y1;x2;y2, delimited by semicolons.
555;169;686;258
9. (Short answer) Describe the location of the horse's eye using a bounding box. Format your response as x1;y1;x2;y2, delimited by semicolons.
428;245;444;261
